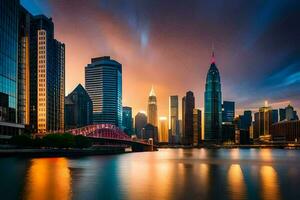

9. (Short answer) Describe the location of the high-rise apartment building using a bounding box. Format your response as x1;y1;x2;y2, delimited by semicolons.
193;109;201;146
30;15;65;133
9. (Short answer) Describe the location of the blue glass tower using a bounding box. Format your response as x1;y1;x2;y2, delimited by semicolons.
85;56;122;127
204;52;222;143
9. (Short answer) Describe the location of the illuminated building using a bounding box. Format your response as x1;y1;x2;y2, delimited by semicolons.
30;15;65;133
270;120;300;142
122;106;133;136
169;95;179;144
193;109;201;146
147;86;158;127
64;84;93;129
85;56;122;126
18;6;31;126
0;0;25;135
204;51;222;143
134;111;147;139
159;117;168;142
222;101;235;123
183;91;195;145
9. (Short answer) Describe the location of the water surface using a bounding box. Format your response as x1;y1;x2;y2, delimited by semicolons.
0;148;300;200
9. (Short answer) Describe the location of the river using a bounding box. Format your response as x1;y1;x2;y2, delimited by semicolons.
0;148;299;200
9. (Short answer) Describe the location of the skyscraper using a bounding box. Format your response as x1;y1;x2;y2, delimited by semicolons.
204;52;222;143
159;117;168;142
147;86;158;127
0;0;24;135
135;111;147;139
30;15;65;133
18;5;31;126
64;84;93;129
183;91;195;145
122;106;133;136
169;95;179;144
253;102;273;141
85;56;122;127
279;108;286;121
193;109;201;146
222;101;235;123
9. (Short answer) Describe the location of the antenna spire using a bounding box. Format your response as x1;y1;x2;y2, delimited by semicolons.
211;42;215;64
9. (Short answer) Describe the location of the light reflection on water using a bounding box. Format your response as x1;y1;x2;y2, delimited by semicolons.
0;148;300;200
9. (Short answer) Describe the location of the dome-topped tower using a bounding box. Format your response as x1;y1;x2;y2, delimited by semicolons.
204;51;222;143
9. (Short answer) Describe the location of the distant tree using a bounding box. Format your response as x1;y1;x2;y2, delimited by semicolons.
10;135;32;147
74;135;92;148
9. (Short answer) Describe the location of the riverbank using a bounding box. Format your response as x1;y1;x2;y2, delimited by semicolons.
158;144;300;149
0;146;129;157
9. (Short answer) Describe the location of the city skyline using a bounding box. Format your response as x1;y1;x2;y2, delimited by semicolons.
20;0;300;118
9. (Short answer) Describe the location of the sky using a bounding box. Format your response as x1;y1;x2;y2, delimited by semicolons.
21;0;300;118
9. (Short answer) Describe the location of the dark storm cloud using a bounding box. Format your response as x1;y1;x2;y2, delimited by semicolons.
21;0;300;114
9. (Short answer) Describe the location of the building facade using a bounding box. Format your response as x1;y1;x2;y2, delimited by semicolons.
30;15;65;133
135;111;147;139
183;91;195;145
85;56;122;127
222;101;235;123
64;84;93;129
169;95;179;144
122;106;133;136
270;120;300;142
193;109;201;146
159;117;168;143
204;52;222;143
0;0;25;135
147;86;158;127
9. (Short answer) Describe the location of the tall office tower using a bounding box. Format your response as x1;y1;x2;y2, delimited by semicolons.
183;91;195;145
85;56;122;126
238;110;252;130
253;112;260;139
222;101;235;123
147;86;158;127
30;15;65;133
193;109;201;146
159;117;168;142
253;101;273;140
182;96;186;143
135;111;147;139
0;0;25;135
279;108;286;121
272;109;278;124
204;52;222;143
64;84;93;129
18;6;31;126
122;106;133;136
169;95;179;144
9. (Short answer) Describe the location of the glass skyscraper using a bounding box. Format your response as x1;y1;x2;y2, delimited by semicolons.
204;52;222;143
183;91;195;145
65;84;93;129
222;101;235;123
0;0;25;135
85;56;122;127
122;106;133;135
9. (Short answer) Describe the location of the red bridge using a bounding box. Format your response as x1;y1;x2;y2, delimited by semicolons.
66;124;155;152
